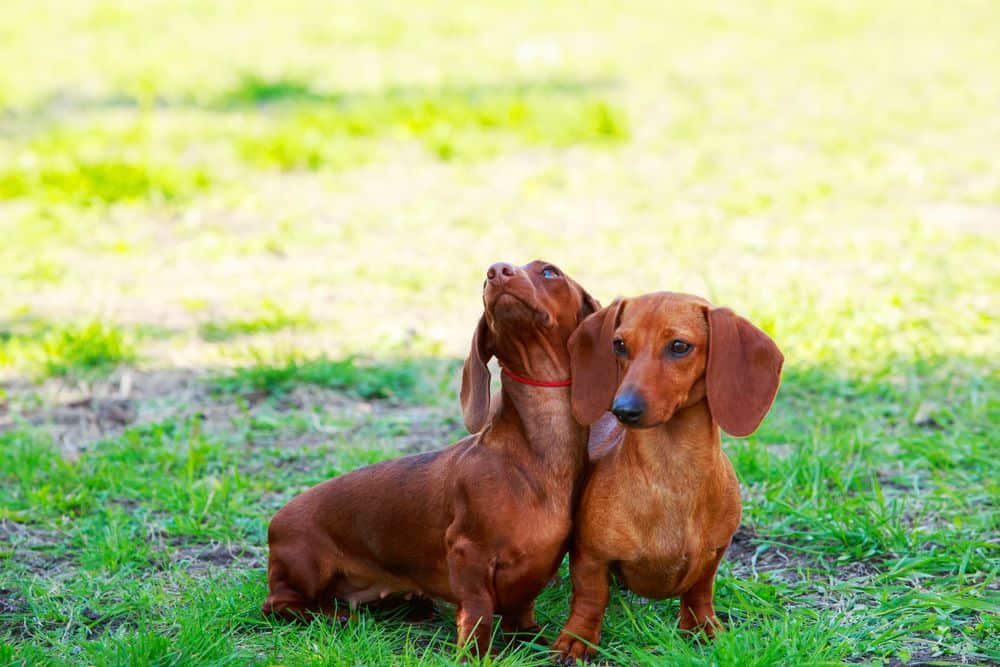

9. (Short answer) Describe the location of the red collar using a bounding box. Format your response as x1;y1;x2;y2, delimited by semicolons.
501;366;572;388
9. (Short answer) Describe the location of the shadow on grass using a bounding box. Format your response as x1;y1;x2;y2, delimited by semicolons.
215;73;621;109
11;75;621;114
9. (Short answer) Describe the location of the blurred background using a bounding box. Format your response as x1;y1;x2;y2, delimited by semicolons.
2;0;995;374
1;1;997;664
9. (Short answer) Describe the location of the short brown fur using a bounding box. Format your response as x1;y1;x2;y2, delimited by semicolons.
553;292;783;663
262;260;599;657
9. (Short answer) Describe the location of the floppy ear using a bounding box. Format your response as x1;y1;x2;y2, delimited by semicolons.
706;307;784;437
460;314;494;433
578;289;602;322
569;299;625;426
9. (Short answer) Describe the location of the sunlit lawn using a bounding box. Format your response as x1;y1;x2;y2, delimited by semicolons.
1;1;997;665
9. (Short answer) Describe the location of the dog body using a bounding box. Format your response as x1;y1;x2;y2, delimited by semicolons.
263;260;599;656
578;410;741;600
265;448;455;608
553;292;783;662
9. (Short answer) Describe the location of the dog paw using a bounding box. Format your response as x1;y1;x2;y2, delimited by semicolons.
551;633;597;664
679;614;723;641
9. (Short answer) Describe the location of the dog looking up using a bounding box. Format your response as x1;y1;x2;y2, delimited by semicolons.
263;260;600;657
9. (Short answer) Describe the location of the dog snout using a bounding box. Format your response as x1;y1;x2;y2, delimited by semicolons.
611;391;646;425
486;262;516;284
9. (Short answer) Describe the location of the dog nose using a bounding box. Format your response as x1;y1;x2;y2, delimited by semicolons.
612;392;645;425
486;262;516;284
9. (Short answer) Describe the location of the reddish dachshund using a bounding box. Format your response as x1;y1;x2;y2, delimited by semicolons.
552;292;783;663
263;260;599;656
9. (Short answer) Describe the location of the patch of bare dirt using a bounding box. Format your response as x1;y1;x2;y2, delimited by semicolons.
726;525;811;584
0;519;70;576
79;607;131;638
172;541;266;575
0;601;35;641
0;588;26;616
726;525;885;587
860;652;972;667
1;368;461;462
256;384;459;453
0;369;206;459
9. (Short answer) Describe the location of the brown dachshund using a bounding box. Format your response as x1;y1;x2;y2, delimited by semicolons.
552;292;783;663
262;260;600;657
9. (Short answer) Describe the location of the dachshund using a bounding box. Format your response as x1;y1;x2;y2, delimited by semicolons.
552;292;783;663
263;260;600;657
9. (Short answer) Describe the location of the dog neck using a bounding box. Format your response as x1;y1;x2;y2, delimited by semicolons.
493;374;587;470
622;399;722;477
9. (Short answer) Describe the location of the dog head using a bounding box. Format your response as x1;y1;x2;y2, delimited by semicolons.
460;260;600;433
569;292;783;435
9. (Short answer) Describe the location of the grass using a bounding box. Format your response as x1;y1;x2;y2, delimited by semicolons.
210;354;458;402
234;82;628;169
0;0;998;665
0;121;214;205
0;159;212;206
0;320;136;379
0;81;626;208
1;356;995;665
198;302;313;343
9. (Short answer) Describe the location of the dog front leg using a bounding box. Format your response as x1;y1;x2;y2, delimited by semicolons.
678;545;726;639
552;549;610;664
447;536;497;658
501;600;543;643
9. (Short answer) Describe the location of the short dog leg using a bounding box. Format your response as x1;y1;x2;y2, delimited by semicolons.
552;550;610;664
262;587;348;623
501;601;544;643
262;552;346;623
262;565;320;619
448;537;497;657
678;546;726;639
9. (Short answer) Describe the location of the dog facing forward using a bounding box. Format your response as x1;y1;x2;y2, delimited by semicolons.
553;292;783;663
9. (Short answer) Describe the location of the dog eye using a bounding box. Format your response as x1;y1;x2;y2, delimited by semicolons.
613;338;627;357
541;266;560;279
668;340;692;357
